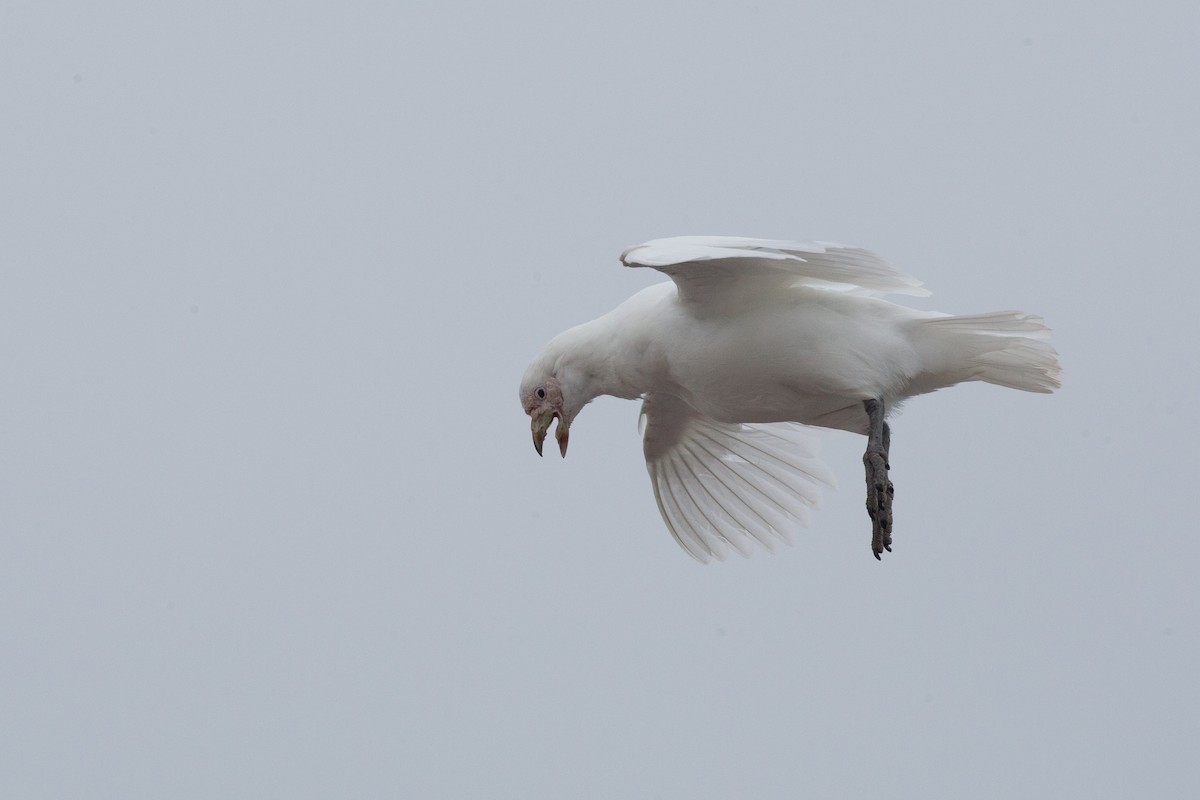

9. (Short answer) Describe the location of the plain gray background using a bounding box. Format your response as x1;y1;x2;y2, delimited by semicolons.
3;2;1196;797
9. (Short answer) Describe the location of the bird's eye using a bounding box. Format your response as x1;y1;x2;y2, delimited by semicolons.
536;387;546;399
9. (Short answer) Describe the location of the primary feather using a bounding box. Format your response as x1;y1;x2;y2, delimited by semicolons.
621;236;931;301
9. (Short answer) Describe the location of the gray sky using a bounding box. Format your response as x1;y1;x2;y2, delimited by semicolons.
2;2;1197;797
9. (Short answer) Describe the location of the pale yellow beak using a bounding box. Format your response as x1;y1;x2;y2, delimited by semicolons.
531;412;552;457
530;412;569;458
555;416;569;457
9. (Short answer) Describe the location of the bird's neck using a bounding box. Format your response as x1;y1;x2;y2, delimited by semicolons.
553;314;656;410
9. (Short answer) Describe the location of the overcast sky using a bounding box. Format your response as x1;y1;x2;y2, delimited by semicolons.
2;2;1197;797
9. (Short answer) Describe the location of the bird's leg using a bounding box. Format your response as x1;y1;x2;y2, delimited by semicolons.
863;398;894;560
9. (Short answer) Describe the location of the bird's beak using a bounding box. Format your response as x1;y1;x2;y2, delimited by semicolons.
531;412;554;457
530;412;569;458
555;416;569;458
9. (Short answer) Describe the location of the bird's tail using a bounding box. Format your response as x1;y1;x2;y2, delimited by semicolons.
910;311;1062;395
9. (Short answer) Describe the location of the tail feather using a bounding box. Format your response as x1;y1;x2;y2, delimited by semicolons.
912;311;1062;395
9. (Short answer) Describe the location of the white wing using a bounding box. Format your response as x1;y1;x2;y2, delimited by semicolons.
621;235;929;309
640;392;835;563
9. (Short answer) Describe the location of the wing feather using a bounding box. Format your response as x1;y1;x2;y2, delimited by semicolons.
676;438;782;553
620;235;929;309
685;431;814;528
641;392;835;563
670;456;757;558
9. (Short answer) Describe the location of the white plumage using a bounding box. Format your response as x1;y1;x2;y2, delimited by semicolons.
520;236;1061;562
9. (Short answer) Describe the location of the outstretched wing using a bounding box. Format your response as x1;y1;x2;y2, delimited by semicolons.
640;392;835;563
621;235;928;309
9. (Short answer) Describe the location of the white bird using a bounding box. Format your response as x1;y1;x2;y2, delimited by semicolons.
519;236;1061;561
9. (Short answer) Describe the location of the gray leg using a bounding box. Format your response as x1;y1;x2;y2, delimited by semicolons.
863;399;894;560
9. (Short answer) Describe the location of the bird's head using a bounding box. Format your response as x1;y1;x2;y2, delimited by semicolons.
521;320;615;458
520;373;571;458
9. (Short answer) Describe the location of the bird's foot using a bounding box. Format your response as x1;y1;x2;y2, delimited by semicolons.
864;446;893;560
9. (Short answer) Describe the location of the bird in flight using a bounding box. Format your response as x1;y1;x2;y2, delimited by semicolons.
519;236;1061;561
